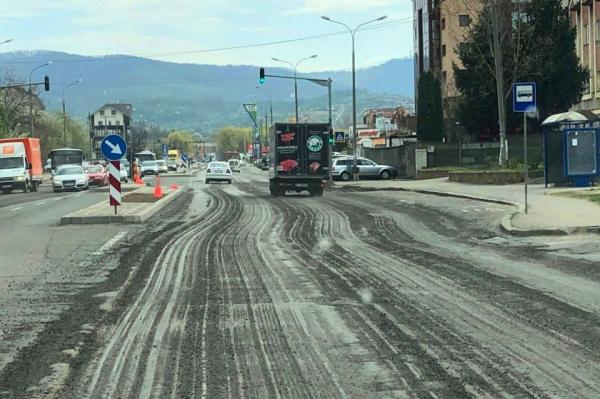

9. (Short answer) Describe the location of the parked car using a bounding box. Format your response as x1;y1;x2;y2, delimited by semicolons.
156;159;168;174
332;156;397;181
140;160;158;177
205;161;232;184
167;160;178;171
228;159;241;173
85;164;108;186
120;163;129;182
52;165;88;192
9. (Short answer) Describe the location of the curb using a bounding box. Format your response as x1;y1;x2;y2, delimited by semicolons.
60;189;185;225
336;184;600;237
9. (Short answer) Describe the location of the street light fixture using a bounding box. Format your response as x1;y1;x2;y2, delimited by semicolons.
62;78;82;147
255;85;273;125
29;61;53;138
0;39;14;45
322;15;387;181
271;54;317;122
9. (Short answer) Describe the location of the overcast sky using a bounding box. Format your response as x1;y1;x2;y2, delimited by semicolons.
0;0;412;72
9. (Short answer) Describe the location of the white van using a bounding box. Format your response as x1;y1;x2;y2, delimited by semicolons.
228;159;241;173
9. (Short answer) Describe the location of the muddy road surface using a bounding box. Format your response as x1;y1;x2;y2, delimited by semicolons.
2;168;600;398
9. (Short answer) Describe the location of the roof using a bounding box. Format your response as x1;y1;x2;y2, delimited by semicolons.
541;110;600;126
95;103;133;116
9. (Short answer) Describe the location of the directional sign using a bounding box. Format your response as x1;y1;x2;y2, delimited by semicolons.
335;132;345;143
108;160;121;211
181;154;188;162
101;134;127;161
513;82;536;113
161;144;168;153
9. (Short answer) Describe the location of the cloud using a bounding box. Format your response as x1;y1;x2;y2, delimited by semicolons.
284;0;398;15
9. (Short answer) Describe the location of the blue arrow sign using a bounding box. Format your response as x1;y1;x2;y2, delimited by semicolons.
101;134;128;161
181;154;188;162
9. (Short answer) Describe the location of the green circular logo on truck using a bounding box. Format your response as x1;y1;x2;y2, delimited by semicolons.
307;135;323;152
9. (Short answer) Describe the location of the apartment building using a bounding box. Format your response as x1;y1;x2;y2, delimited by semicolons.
89;103;132;160
569;0;600;113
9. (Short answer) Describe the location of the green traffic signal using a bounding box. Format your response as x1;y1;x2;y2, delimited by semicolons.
259;67;265;84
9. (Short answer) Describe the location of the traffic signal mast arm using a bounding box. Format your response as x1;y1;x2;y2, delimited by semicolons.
1;75;50;91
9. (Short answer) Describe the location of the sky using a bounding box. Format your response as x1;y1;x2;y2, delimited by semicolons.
0;0;413;72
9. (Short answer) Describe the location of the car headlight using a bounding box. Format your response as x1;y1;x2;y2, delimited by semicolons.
53;179;62;185
15;176;25;181
77;179;86;184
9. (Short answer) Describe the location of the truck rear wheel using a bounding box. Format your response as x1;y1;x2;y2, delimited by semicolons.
2;189;11;195
23;180;30;193
31;181;38;192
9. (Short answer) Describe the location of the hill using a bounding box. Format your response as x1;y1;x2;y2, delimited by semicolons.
0;51;414;131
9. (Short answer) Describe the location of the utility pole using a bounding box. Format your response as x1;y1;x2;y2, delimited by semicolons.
490;0;508;167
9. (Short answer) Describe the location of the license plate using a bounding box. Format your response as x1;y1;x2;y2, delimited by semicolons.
214;169;223;173
64;182;75;187
295;183;308;188
2;184;11;188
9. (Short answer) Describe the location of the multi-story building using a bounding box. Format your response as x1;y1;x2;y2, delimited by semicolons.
89;103;132;160
569;0;600;112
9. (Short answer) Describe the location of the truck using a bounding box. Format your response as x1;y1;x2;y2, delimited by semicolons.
269;123;330;197
47;148;83;172
0;138;43;194
167;149;180;162
222;150;240;162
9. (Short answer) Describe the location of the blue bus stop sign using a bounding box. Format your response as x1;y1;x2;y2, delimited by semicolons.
101;134;127;161
513;82;536;113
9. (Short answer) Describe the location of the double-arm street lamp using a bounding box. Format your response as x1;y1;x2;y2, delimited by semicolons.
321;15;387;181
271;54;317;123
255;85;273;125
62;78;82;147
29;61;53;137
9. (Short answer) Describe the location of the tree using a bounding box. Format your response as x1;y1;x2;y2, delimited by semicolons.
166;130;195;154
215;126;252;153
416;70;444;142
0;72;41;136
455;0;587;164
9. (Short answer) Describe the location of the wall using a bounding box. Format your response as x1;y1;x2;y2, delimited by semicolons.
364;142;417;178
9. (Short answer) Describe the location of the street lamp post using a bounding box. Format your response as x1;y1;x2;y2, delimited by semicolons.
0;39;14;46
321;15;386;181
29;61;52;138
255;86;273;125
62;79;82;147
272;55;317;123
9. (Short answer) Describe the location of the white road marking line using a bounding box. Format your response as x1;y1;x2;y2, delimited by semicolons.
92;231;128;256
10;207;23;211
34;201;47;206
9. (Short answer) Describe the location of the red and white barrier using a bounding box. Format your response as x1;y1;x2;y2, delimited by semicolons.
108;160;121;206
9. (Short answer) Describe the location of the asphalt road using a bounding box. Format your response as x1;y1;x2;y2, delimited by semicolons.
2;167;600;398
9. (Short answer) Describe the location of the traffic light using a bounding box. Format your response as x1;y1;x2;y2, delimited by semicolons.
259;67;265;84
44;75;50;91
329;129;334;144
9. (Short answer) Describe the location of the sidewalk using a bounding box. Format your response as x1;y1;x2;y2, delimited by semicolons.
60;185;184;225
335;178;600;236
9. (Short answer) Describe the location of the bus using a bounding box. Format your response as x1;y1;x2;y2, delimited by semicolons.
134;150;156;163
47;148;83;172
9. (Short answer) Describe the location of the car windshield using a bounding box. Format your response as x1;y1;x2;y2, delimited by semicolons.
142;161;156;167
209;162;227;168
85;166;103;173
57;167;83;175
157;161;166;166
0;157;24;169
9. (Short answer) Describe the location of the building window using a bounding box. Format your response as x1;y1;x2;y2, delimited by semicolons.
442;44;446;57
584;24;590;45
459;15;470;27
111;110;116;115
596;20;600;42
98;120;103;126
108;121;113;126
441;18;446;30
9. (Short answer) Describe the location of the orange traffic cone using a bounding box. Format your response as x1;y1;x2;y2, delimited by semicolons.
153;175;163;199
170;183;179;190
134;175;144;185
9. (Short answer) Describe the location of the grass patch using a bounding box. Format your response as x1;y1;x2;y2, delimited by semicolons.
551;189;600;205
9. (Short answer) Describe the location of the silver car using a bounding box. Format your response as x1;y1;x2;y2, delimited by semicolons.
156;160;168;174
53;165;89;192
205;161;232;184
332;157;397;181
140;160;159;177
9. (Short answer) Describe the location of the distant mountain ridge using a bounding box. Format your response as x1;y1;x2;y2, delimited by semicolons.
0;51;414;131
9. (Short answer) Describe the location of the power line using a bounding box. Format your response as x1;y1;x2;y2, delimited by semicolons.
0;18;410;66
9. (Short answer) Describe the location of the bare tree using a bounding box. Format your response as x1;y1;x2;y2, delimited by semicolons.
0;71;35;136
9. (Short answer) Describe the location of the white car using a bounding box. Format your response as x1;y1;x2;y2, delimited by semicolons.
53;165;88;192
228;159;241;173
156;160;168;174
120;163;129;182
140;160;159;177
205;161;232;184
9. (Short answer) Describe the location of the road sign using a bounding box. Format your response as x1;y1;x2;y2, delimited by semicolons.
161;144;168;153
512;82;536;113
108;161;121;213
335;132;345;143
181;154;188;162
101;134;127;161
243;103;257;124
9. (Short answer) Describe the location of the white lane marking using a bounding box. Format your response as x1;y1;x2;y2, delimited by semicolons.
10;207;23;211
92;231;128;256
34;201;47;206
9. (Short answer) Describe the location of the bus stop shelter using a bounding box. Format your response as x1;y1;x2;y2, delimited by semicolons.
541;110;600;187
